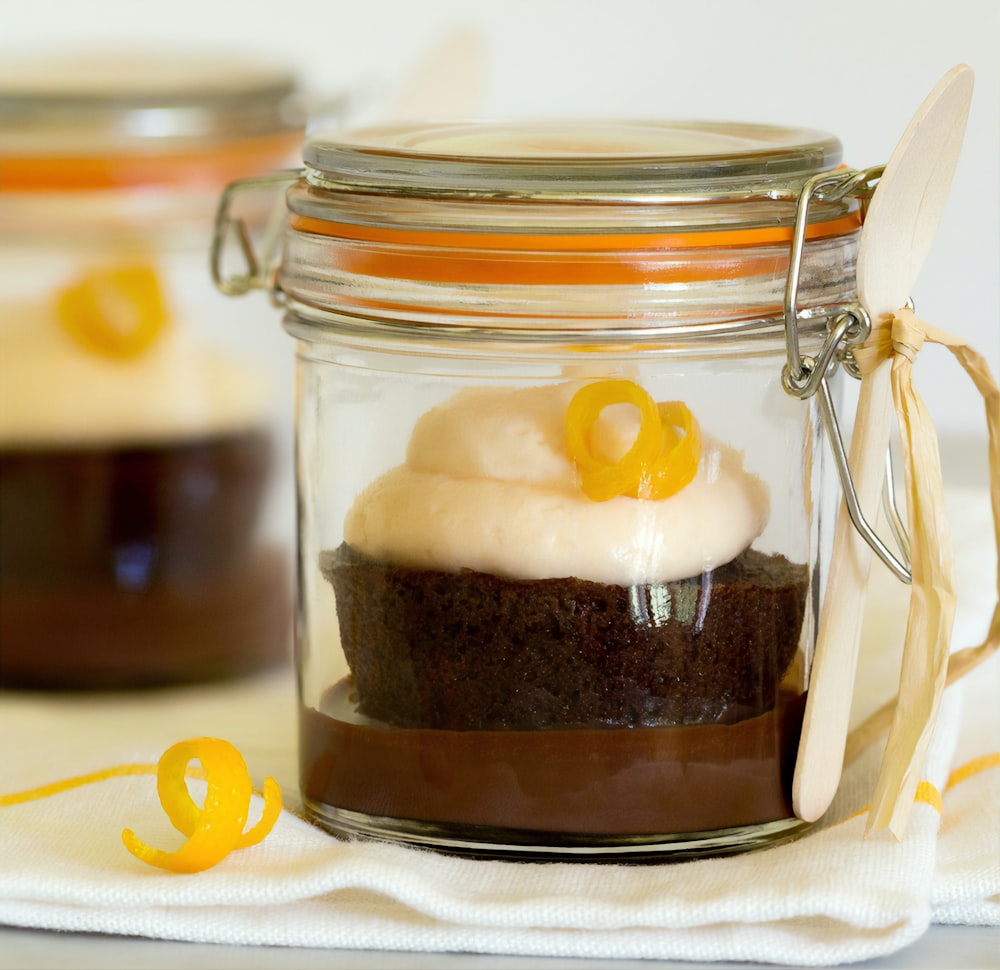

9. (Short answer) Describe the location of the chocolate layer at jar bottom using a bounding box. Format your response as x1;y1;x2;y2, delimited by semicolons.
0;545;291;690
300;680;806;837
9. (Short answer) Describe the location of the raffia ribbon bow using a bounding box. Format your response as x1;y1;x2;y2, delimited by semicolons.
847;306;1000;838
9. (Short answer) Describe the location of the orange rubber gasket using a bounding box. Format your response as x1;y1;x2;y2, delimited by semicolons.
289;212;861;252
1;132;302;191
289;212;861;286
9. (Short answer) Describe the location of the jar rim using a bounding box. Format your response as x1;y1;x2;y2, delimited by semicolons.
302;119;843;203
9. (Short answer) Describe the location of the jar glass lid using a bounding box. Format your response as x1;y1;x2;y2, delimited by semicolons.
302;120;843;202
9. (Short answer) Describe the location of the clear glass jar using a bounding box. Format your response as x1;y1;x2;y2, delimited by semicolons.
221;121;862;858
0;54;307;689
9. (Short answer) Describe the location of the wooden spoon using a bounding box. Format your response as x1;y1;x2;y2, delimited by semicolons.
792;64;975;823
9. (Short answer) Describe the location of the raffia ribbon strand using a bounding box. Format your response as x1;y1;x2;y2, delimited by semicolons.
845;307;1000;838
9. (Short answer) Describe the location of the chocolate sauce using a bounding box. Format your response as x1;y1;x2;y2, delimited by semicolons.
0;432;291;689
300;681;806;838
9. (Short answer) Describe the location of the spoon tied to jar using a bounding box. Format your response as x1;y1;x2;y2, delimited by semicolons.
793;63;1000;837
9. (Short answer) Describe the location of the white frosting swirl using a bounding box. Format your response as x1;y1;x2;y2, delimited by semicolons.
345;383;770;585
0;299;270;446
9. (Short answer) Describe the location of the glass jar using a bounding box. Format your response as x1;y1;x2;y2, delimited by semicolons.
217;120;866;858
0;54;307;689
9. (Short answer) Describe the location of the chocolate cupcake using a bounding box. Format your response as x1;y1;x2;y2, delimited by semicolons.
322;382;807;730
322;545;806;730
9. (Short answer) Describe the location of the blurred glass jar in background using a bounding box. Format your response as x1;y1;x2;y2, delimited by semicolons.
0;54;306;689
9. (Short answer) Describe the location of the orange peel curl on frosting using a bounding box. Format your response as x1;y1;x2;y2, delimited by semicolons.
565;379;701;502
122;737;282;874
56;264;169;359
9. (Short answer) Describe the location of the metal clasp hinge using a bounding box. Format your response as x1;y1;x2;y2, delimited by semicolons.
210;169;302;307
782;164;884;393
782;164;912;585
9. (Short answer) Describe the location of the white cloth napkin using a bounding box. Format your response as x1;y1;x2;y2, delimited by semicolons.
1;486;997;967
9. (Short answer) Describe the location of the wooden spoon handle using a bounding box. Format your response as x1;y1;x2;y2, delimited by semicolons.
793;362;894;821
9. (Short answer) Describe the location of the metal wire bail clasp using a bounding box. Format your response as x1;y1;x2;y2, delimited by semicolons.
211;170;302;306
782;164;913;585
782;164;883;395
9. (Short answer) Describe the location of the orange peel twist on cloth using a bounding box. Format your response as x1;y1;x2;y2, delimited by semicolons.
0;738;282;874
846;306;1000;839
123;737;283;873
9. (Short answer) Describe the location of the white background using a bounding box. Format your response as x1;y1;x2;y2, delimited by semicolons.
3;0;997;441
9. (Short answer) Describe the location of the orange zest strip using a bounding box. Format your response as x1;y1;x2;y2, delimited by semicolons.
565;379;663;501
153;738;250;842
123;737;282;874
0;764;158;806
155;749;283;850
56;264;169;359
237;777;285;849
650;401;702;499
565;379;701;502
